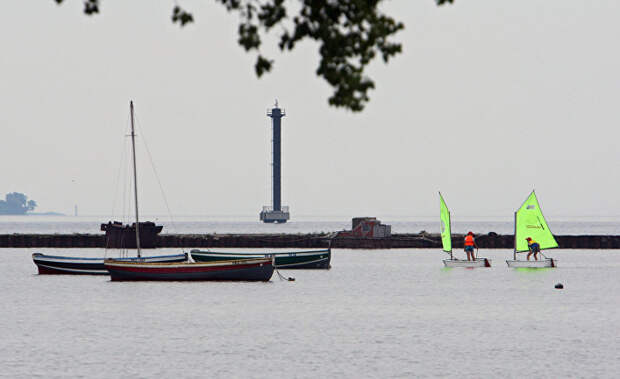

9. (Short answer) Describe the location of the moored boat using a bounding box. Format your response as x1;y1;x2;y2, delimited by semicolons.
506;190;558;268
32;252;188;275
100;221;163;249
190;248;331;269
104;258;274;281
439;192;491;268
32;101;187;275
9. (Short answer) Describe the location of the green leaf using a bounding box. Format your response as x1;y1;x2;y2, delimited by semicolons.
255;55;273;77
172;6;194;27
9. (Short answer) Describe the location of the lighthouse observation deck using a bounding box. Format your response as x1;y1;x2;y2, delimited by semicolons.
259;206;290;223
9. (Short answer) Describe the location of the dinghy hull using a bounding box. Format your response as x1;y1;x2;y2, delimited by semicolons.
32;253;188;275
506;258;556;268
443;258;491;268
104;258;274;281
190;249;331;269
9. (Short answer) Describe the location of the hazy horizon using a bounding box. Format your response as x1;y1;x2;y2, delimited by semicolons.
2;1;619;220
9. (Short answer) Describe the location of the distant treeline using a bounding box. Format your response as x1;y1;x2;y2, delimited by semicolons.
0;192;37;215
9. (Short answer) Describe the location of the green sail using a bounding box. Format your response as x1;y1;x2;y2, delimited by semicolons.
515;191;558;252
439;193;452;252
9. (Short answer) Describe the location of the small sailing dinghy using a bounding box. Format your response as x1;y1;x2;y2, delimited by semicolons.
506;190;558;268
440;192;491;268
32;101;187;275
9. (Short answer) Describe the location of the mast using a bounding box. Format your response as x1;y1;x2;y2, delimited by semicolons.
449;210;453;260
513;211;517;261
129;101;141;257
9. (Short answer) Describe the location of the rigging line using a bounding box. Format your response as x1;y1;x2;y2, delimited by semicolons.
133;111;178;232
275;267;295;281
121;140;131;238
110;111;132;222
123;144;132;230
537;216;545;230
107;110;133;259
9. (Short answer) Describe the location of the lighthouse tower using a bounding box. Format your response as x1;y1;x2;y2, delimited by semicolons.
260;100;290;223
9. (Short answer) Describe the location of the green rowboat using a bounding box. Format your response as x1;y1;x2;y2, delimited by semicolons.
190;248;331;269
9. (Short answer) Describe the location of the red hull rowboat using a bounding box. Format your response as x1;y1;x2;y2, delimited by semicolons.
104;258;274;281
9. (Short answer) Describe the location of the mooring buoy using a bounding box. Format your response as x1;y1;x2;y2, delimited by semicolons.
555;283;564;289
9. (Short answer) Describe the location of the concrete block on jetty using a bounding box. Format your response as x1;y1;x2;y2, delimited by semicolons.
2;232;620;249
338;217;391;238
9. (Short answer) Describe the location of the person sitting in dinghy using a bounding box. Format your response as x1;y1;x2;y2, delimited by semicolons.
464;232;478;261
526;237;540;260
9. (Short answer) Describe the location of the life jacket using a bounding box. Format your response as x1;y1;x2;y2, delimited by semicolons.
528;239;537;246
464;235;475;246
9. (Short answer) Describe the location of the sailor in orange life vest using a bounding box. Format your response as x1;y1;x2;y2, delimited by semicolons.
463;231;478;261
526;237;541;260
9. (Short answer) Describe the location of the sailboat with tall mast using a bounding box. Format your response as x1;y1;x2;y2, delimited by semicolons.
32;101;187;275
506;190;558;268
103;103;274;281
129;99;144;260
440;192;491;268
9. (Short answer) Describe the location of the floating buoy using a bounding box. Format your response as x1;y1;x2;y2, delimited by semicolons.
555;283;564;289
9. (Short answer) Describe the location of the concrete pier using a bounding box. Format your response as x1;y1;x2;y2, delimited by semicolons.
2;233;620;249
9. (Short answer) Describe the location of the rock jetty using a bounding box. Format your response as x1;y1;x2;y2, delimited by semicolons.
1;232;620;249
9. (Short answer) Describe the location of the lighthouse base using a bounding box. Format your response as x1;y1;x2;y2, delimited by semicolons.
260;207;290;223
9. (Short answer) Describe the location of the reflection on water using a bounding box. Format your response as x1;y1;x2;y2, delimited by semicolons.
513;267;555;273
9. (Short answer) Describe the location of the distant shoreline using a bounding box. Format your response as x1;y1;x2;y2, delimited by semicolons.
0;212;65;216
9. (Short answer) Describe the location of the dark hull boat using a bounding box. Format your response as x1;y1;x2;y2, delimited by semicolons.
104;258;274;281
101;221;163;249
190;248;331;269
32;253;188;275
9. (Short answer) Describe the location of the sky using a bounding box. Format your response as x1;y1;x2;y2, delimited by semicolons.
1;0;619;220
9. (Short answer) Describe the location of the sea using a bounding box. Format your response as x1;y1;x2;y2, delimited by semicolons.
1;216;619;378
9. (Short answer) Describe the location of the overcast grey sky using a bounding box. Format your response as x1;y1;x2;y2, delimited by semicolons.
1;1;619;219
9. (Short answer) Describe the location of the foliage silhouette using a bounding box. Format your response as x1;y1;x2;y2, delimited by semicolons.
0;192;37;215
53;0;453;112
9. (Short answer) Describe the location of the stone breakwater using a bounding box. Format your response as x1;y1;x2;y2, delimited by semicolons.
1;233;620;249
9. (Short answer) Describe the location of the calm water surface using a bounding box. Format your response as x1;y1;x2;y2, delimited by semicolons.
2;247;619;378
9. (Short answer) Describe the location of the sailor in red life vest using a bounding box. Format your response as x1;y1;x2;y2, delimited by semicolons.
464;231;478;261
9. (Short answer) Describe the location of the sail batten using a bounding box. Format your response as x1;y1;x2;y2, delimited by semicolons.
515;191;558;252
439;192;452;253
